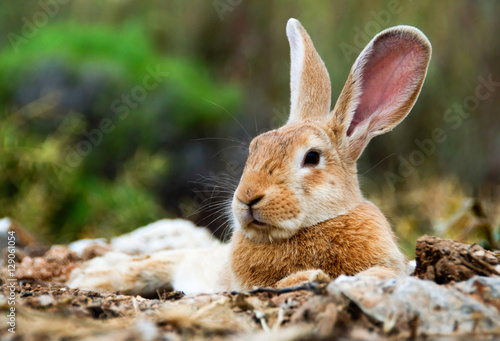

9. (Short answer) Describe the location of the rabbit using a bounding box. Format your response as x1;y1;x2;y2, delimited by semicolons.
67;18;431;295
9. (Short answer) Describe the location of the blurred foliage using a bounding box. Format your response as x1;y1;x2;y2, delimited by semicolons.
0;16;241;242
0;0;499;254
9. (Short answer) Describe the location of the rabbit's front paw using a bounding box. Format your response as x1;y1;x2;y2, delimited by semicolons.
308;269;331;283
275;269;331;288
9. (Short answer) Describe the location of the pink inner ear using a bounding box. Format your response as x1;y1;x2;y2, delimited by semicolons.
347;35;425;136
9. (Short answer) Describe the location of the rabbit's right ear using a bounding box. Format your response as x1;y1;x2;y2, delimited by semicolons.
330;26;432;161
286;19;331;124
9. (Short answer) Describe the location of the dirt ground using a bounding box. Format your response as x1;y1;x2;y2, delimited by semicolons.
1;234;499;340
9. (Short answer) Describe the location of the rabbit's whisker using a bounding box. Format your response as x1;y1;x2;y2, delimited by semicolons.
202;98;252;140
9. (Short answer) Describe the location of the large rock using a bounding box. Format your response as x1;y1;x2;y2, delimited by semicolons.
414;235;500;283
327;275;500;337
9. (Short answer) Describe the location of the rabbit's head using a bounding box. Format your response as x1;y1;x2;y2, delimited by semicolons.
232;19;431;243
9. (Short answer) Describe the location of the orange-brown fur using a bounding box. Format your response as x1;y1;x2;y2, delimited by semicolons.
229;20;430;290
232;122;365;245
231;201;404;290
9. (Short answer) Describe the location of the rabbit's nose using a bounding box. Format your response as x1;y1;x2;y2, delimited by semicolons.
248;195;264;208
240;195;264;208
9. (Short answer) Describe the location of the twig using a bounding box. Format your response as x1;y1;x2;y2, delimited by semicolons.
247;282;327;295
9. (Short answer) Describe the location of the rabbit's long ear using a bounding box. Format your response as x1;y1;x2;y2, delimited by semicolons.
331;26;431;161
287;19;331;124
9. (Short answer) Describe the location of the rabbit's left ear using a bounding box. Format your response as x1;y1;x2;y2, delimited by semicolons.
286;19;331;124
331;26;432;161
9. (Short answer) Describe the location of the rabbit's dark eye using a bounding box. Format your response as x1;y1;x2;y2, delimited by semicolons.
303;151;320;167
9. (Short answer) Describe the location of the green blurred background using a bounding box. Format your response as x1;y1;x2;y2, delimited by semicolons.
0;0;499;256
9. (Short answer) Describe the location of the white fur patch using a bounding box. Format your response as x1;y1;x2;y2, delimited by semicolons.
172;244;230;294
66;251;134;291
67;219;227;294
286;18;305;124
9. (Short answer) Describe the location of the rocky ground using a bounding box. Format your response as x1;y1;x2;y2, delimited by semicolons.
0;219;500;340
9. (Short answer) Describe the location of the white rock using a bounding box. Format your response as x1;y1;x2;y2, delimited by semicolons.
406;260;417;275
110;219;218;255
38;295;55;307
327;276;500;334
0;217;11;234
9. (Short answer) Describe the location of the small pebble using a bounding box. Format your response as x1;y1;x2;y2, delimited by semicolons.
38;295;55;307
0;295;7;308
473;250;485;258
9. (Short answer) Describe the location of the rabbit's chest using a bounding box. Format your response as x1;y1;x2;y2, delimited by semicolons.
229;226;367;290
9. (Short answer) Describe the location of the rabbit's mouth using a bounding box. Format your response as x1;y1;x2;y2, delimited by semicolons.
251;219;267;227
243;219;299;243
